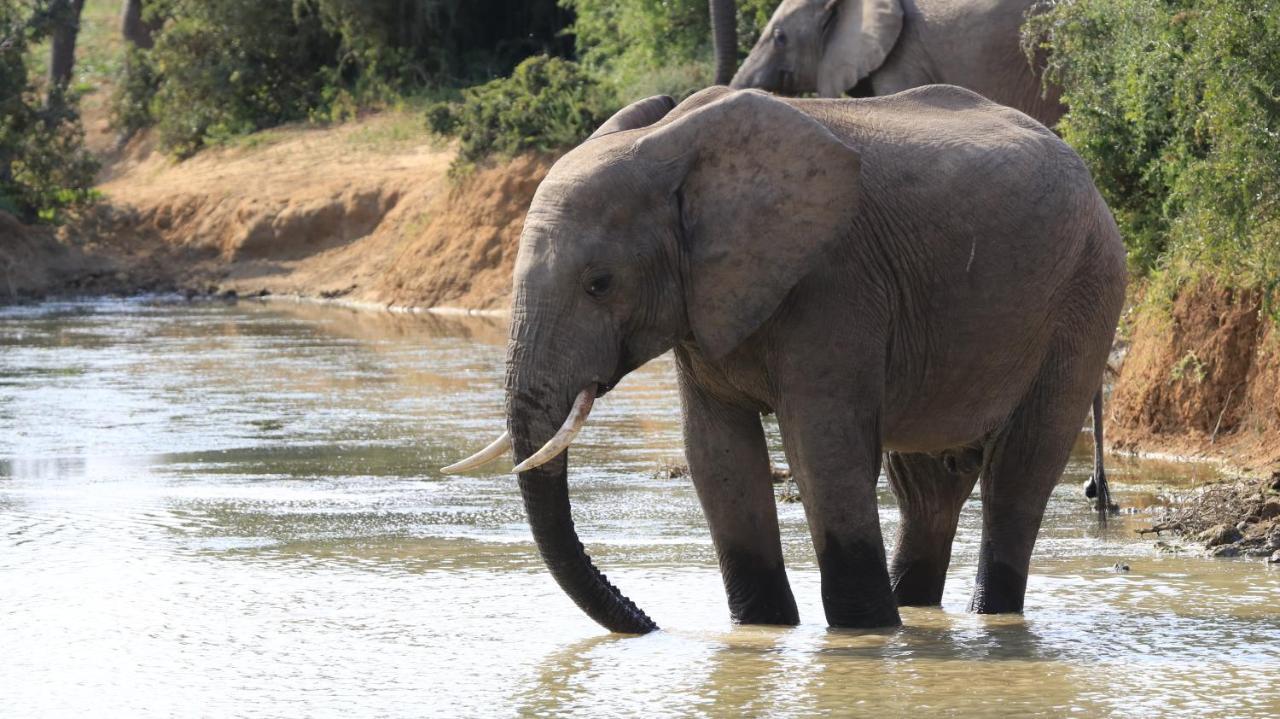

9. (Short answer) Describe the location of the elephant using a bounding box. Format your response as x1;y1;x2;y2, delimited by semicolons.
715;0;1065;128
442;86;1126;634
717;0;1118;509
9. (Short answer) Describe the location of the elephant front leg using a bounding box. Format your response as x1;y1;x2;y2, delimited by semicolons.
679;373;799;626
776;397;900;629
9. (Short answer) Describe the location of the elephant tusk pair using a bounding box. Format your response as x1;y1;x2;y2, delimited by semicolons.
439;387;596;475
439;430;512;474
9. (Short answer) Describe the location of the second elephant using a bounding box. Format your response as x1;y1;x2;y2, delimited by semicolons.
724;0;1065;127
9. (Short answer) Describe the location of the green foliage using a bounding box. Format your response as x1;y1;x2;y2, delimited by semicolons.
115;0;572;155
109;45;158;138
0;2;99;222
427;56;617;169
563;0;774;100
308;1;572;89
1029;0;1280;288
146;1;338;157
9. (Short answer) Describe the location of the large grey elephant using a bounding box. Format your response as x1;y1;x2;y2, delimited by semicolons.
718;0;1118;508
443;86;1125;633
717;0;1064;127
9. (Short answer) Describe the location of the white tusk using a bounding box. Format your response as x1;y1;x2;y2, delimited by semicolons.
511;387;596;474
440;431;512;474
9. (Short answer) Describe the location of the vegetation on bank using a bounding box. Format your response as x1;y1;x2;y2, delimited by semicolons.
0;1;99;222
113;0;573;157
1028;0;1280;314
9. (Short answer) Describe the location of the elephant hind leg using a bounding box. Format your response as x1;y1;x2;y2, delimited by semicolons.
887;449;981;607
969;349;1101;614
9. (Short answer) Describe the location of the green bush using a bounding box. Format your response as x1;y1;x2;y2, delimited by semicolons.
109;45;159;140
0;2;99;222
427;1;781;168
146;1;338;157
309;0;572;89
564;0;775;100
115;0;573;155
1029;0;1280;289
427;56;618;169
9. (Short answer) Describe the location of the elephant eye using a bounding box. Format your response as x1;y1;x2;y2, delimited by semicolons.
773;27;787;46
585;272;614;299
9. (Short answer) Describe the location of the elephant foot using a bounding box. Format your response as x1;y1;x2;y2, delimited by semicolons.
720;549;800;626
818;535;901;629
890;557;947;607
967;559;1028;614
825;603;902;629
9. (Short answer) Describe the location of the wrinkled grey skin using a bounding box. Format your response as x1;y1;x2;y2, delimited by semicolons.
729;0;1064;127
504;86;1125;634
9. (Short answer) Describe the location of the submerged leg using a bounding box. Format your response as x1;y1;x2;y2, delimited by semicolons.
970;353;1098;614
886;450;981;606
678;367;799;626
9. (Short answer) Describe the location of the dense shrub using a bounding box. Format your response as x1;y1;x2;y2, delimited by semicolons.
564;0;775;99
424;1;779;168
0;2;98;222
426;56;617;169
309;0;572;89
113;0;573;156
109;45;159;140
146;1;339;157
1029;0;1280;289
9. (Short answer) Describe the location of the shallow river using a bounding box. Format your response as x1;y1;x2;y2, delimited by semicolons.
1;298;1277;717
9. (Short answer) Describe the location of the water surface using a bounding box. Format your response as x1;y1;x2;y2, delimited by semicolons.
1;298;1276;717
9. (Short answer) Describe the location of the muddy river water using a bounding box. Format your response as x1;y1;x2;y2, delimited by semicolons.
1;298;1277;717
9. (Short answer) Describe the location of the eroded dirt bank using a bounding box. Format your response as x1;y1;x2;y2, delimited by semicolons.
3;113;551;311
1110;280;1280;473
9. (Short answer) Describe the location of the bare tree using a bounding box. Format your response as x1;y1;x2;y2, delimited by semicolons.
48;0;85;90
121;0;153;48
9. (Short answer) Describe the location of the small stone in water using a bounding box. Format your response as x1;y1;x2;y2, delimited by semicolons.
1112;562;1130;572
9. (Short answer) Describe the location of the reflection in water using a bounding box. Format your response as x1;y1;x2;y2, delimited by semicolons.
0;297;1277;717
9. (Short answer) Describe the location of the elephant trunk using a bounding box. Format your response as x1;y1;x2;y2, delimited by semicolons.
507;369;658;634
709;0;738;86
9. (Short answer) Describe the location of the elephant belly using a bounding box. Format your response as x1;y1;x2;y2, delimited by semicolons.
880;327;1050;453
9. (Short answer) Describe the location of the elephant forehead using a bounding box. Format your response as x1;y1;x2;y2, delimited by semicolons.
530;162;658;227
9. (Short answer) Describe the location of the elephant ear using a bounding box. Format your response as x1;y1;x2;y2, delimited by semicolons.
817;0;904;97
588;95;676;140
633;91;862;360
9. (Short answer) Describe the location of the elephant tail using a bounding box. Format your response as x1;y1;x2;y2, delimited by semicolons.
1083;388;1115;523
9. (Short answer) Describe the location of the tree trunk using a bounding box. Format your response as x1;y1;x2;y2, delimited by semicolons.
121;0;154;49
48;0;86;90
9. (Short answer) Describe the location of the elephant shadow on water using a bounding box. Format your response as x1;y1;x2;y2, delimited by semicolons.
510;618;1087;714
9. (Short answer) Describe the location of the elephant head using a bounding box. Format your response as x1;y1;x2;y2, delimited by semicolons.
730;0;903;97
443;89;862;633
